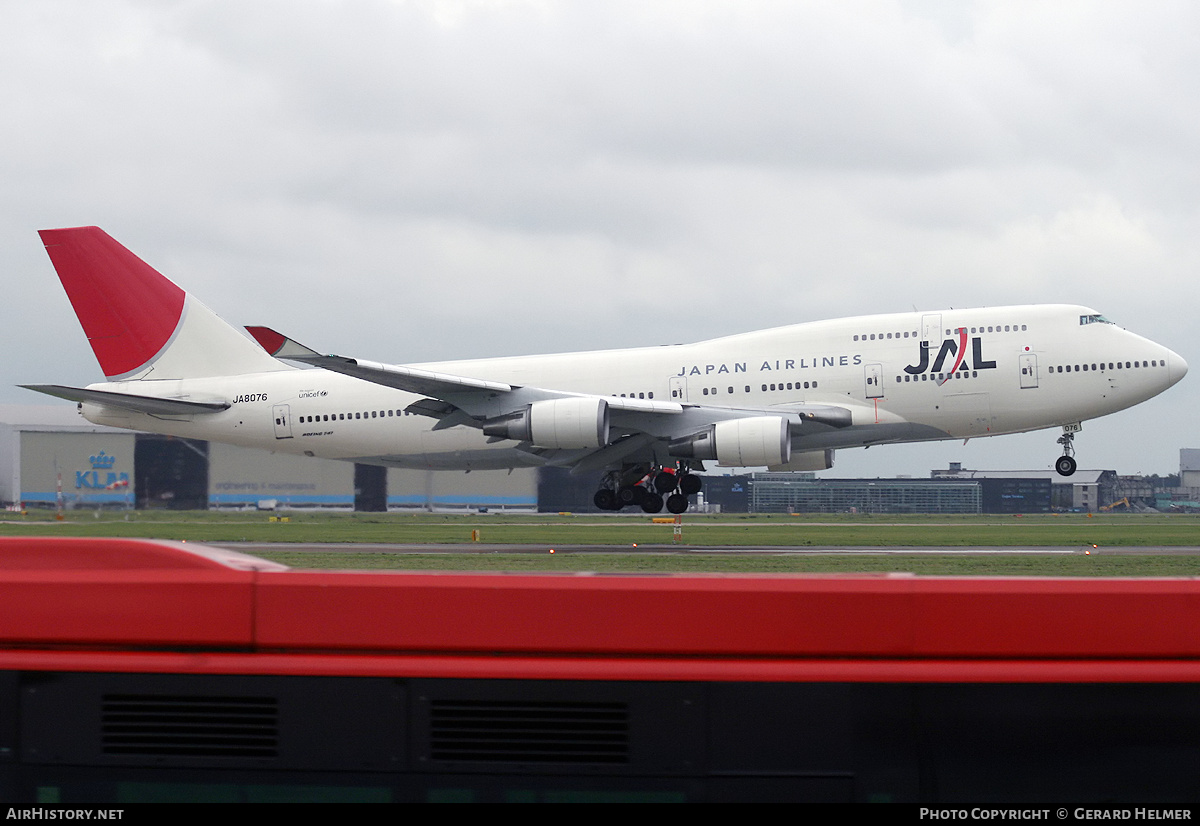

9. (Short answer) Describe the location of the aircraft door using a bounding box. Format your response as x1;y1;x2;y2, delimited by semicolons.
1019;354;1039;389
669;375;688;403
865;363;884;399
921;314;942;342
273;404;294;439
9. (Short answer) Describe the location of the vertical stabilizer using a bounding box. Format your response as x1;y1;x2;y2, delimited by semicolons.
39;227;289;381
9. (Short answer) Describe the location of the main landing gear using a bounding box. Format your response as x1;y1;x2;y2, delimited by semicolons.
593;465;702;514
1055;429;1077;477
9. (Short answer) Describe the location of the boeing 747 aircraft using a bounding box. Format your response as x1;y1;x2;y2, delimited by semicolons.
25;227;1187;513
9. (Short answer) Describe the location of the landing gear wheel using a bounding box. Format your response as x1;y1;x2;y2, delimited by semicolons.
653;470;678;494
1055;455;1077;477
640;492;664;514
678;474;701;495
616;486;641;508
666;493;689;514
593;489;617;511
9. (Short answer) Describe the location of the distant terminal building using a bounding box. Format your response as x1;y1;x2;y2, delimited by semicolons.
746;474;984;514
710;468;1060;513
931;464;1115;513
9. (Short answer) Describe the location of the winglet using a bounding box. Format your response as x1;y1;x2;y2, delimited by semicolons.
245;326;322;360
245;326;287;356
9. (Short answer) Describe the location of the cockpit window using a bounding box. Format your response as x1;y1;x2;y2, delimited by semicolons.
1080;314;1113;325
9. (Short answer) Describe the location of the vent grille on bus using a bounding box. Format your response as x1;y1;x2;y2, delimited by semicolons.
429;700;629;764
101;694;279;758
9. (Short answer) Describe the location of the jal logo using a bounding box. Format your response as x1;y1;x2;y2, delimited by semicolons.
904;328;998;375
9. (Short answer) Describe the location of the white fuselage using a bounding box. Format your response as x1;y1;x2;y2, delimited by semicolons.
79;305;1186;470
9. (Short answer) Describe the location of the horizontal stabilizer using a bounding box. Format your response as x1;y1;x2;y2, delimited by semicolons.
21;385;230;415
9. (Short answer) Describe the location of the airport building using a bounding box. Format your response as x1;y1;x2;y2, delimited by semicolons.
747;474;985;514
930;464;1116;513
1181;449;1200;489
0;405;536;511
0;405;136;508
707;468;1131;514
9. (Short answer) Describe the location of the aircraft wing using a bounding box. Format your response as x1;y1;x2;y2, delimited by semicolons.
246;326;856;469
245;326;688;416
22;384;230;415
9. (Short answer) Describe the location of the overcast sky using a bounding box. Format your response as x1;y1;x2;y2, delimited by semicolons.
2;0;1196;478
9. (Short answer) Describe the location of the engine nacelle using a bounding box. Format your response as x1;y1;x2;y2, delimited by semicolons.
668;416;791;468
768;449;834;472
482;397;609;449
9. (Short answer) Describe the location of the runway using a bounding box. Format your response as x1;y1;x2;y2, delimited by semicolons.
214;542;1200;556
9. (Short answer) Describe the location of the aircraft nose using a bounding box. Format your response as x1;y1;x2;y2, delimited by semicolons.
1168;348;1188;386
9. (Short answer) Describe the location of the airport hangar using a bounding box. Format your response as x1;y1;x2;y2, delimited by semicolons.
0;405;536;512
1;405;1186;514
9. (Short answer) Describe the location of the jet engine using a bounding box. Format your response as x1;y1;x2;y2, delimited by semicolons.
668;416;791;468
482;397;610;449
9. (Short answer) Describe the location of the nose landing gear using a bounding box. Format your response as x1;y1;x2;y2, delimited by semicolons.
1055;428;1078;477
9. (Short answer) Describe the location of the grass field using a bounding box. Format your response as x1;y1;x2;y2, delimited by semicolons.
2;509;1198;575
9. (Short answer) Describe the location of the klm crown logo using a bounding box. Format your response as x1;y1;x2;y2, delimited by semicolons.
89;451;116;470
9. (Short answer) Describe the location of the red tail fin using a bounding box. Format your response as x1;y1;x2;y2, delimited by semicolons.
39;227;185;380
